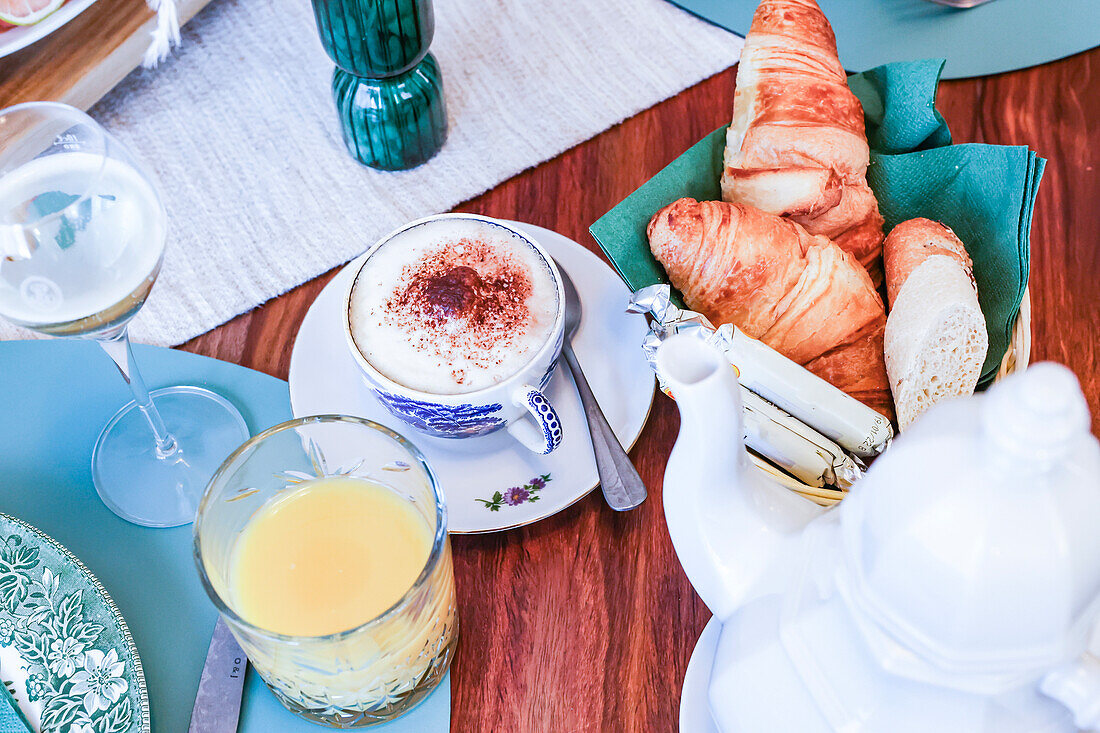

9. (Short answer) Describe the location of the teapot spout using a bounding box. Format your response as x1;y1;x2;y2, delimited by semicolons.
657;335;822;620
658;333;750;476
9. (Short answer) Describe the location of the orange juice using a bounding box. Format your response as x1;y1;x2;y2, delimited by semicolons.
229;476;433;637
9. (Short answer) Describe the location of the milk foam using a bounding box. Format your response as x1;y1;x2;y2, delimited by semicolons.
349;219;559;395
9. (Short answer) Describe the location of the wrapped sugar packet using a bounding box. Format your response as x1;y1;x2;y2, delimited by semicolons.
628;285;893;457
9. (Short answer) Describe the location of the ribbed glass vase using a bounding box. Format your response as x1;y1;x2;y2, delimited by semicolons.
332;52;447;171
310;0;447;171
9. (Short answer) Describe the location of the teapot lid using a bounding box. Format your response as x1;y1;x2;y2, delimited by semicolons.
839;364;1100;685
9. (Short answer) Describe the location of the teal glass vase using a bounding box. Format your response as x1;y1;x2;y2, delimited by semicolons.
311;0;447;171
333;54;447;171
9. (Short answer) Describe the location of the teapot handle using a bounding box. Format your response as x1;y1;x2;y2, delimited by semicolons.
1040;653;1100;731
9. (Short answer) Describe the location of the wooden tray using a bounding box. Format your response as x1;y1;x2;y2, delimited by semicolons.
0;0;210;110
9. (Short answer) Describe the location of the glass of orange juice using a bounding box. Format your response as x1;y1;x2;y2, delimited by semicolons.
194;415;457;727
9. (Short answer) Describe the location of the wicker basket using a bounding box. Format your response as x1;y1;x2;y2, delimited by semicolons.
779;287;1033;507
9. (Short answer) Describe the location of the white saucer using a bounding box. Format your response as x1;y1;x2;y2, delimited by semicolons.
680;617;721;733
288;221;655;533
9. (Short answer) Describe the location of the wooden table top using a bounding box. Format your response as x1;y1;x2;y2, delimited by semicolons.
0;0;210;111
172;47;1100;731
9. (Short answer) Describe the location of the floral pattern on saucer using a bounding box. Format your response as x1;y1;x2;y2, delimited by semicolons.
0;514;148;732
475;474;552;511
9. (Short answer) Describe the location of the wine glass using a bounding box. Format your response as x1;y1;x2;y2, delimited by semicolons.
0;101;249;528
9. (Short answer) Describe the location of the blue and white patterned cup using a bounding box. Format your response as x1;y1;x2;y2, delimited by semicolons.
343;214;565;454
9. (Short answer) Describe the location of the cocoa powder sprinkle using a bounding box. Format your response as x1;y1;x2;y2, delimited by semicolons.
384;238;533;382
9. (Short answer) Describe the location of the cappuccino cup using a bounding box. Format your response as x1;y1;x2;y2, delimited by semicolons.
344;214;565;454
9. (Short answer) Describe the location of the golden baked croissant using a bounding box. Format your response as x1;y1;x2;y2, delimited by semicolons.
648;197;892;417
721;0;885;275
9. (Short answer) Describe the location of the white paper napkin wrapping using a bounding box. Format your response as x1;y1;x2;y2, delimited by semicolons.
0;0;741;345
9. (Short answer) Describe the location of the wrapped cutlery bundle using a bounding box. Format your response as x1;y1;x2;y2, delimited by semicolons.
629;285;884;497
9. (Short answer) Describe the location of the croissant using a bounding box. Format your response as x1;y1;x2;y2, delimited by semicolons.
721;0;884;275
648;197;892;417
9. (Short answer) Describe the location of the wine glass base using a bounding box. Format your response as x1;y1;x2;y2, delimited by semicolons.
92;386;249;528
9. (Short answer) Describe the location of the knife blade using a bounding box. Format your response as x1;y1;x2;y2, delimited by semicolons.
189;617;248;733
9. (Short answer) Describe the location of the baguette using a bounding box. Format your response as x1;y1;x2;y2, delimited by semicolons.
883;219;988;429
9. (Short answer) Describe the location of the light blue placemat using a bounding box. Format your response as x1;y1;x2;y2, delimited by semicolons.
668;0;1100;79
0;683;30;733
0;339;450;733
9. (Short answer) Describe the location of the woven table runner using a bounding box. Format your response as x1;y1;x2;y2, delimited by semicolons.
0;0;741;345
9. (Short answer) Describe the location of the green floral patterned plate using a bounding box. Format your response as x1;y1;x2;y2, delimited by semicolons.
0;514;148;733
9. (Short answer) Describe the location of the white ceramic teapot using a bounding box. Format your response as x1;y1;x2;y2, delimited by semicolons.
657;334;1100;733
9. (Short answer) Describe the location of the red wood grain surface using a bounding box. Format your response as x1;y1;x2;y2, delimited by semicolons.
172;48;1100;731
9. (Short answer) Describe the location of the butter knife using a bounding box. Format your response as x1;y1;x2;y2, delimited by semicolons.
189;618;248;733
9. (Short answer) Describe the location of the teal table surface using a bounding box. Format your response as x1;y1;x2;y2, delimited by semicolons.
669;0;1100;80
0;339;448;732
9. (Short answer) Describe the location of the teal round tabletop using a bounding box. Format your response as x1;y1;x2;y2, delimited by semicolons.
669;0;1100;80
0;339;449;732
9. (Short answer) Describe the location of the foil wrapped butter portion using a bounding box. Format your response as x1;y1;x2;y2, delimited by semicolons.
628;285;892;458
740;385;862;488
627;285;882;489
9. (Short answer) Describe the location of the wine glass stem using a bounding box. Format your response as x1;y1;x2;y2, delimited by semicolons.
98;328;180;459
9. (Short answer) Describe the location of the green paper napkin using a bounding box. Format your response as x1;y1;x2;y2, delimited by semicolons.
868;144;1043;383
851;58;1045;383
590;129;724;298
590;58;1043;386
848;58;952;153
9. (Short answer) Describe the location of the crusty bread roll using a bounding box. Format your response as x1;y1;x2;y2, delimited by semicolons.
648;197;892;417
884;218;988;429
721;0;885;276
